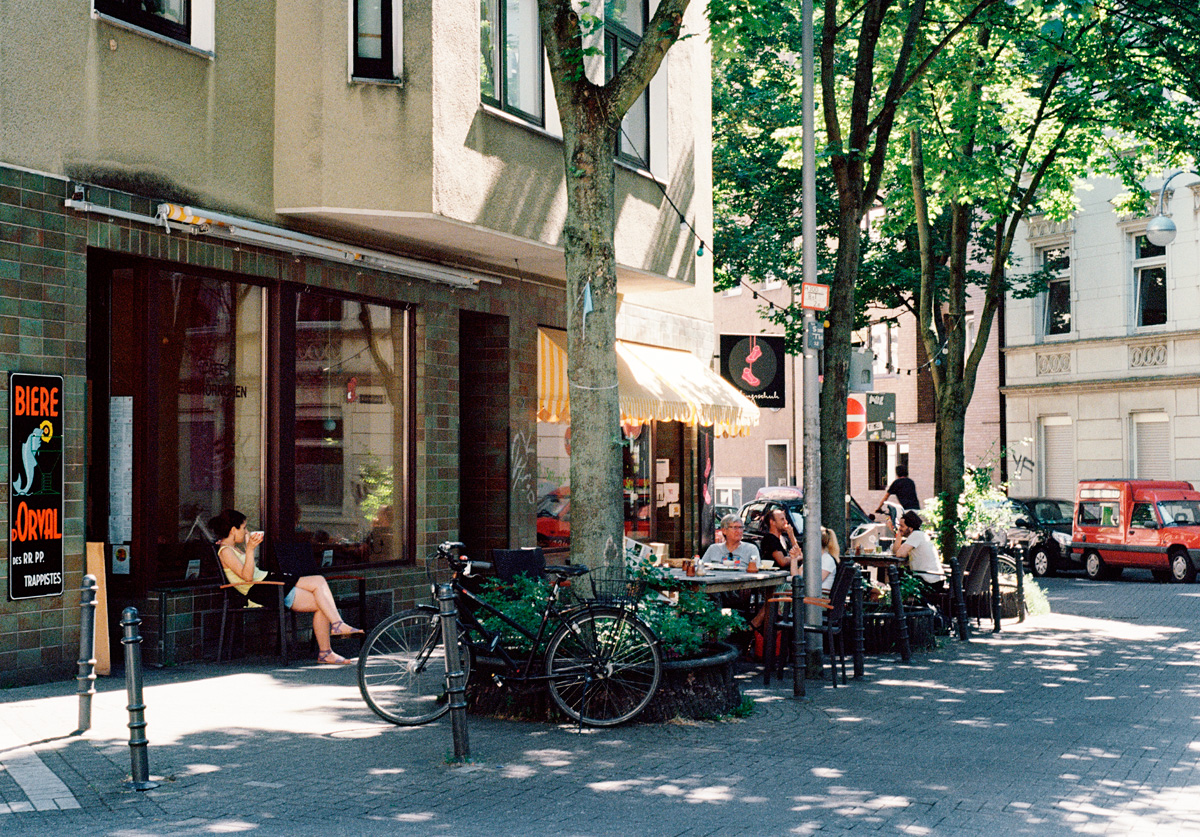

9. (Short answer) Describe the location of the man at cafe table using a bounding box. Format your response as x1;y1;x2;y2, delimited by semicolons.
890;510;944;590
701;514;761;567
760;508;802;573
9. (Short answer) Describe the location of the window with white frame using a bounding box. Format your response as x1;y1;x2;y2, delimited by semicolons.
1039;415;1074;499
1133;234;1167;327
93;0;213;52
352;0;402;81
1038;244;1071;336
766;442;790;488
605;0;650;166
870;321;897;376
480;0;544;125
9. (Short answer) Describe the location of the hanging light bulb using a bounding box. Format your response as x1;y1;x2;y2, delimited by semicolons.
696;242;705;257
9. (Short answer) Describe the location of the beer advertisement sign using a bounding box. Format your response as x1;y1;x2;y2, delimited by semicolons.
9;372;64;600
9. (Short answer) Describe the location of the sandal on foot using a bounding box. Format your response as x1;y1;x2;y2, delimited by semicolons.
317;649;353;665
330;620;364;637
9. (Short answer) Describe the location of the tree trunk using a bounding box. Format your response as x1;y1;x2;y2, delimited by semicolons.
562;115;625;568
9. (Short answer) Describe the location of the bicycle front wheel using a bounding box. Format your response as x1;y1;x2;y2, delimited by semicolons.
357;608;470;725
545;607;661;726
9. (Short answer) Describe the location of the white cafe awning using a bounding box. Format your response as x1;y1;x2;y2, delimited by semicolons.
537;328;760;438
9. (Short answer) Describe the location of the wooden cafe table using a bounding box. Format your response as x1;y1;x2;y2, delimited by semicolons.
662;565;790;595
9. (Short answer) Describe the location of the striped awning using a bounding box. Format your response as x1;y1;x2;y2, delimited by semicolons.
537;328;759;438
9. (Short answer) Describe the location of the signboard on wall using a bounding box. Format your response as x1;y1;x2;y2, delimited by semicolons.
719;334;786;409
8;373;65;600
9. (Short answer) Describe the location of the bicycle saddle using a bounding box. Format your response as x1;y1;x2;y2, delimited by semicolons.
544;565;589;577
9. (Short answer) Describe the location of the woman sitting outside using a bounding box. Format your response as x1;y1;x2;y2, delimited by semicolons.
210;509;362;665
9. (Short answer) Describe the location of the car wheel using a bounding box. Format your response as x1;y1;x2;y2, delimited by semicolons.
1169;549;1196;583
1084;551;1106;580
1030;547;1054;578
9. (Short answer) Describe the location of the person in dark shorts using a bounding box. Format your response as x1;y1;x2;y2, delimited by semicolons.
877;465;920;513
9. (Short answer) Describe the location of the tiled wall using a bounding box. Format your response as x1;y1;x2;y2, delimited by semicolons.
0;167;87;686
1;164;560;684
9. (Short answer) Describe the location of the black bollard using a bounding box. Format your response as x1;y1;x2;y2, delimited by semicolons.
790;573;805;698
437;583;469;761
949;558;969;641
851;564;865;679
988;545;1002;633
76;575;98;734
1015;549;1026;623
120;608;158;790
885;565;911;663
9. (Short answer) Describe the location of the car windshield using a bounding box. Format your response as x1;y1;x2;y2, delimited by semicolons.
1157;500;1200;526
1031;500;1073;525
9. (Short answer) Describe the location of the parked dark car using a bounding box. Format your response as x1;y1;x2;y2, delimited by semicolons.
738;487;876;561
1001;497;1075;576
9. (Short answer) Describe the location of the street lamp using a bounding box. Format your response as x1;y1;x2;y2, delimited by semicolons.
1145;170;1198;247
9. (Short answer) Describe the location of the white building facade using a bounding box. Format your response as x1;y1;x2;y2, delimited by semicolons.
1004;173;1200;500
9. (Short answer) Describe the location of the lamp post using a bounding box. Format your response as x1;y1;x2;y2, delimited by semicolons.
1145;170;1199;247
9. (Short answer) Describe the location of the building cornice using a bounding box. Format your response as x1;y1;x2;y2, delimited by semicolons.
1003;327;1200;355
1002;373;1200;397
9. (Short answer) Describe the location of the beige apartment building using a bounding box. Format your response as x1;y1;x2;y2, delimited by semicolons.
0;1;756;686
1004;173;1200;498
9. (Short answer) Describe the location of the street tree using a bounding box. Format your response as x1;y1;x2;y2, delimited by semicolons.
537;0;691;566
895;0;1196;554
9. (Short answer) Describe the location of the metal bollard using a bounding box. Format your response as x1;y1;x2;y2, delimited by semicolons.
1015;550;1026;623
120;608;158;790
436;583;470;761
988;545;1002;633
790;574;805;697
850;565;865;679
949;558;969;641
76;575;98;734
885;565;911;663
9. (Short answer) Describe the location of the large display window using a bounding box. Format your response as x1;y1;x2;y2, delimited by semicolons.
88;259;412;592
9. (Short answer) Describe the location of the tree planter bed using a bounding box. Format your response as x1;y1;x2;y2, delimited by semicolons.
465;642;742;723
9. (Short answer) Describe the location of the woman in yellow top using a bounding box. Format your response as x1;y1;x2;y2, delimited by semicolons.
210;509;362;665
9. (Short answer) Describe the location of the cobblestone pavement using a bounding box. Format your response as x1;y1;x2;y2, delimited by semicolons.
4;572;1200;836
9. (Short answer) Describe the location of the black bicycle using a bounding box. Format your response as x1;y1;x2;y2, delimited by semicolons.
357;542;662;727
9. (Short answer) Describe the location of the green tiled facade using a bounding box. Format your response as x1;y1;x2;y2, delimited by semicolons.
1;163;553;684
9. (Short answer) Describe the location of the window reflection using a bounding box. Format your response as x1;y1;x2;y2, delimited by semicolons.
293;294;408;565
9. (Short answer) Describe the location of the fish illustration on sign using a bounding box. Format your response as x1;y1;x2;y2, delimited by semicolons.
13;426;43;496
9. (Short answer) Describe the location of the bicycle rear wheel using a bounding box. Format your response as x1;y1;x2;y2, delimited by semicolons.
545;606;661;726
357;608;470;725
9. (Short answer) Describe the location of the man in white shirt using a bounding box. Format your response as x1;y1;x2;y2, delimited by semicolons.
701;514;761;566
892;510;943;588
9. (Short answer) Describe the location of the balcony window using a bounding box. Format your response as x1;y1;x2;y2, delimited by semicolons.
480;0;544;125
353;0;401;80
1133;234;1167;327
94;0;190;44
605;0;649;166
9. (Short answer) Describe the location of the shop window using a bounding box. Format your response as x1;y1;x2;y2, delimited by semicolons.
294;293;409;566
623;423;652;541
1133;234;1167;327
480;0;544;125
352;0;402;81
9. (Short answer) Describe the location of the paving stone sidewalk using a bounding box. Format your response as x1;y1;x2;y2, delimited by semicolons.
3;573;1200;836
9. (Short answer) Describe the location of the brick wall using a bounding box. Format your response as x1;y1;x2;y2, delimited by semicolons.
0;165;565;684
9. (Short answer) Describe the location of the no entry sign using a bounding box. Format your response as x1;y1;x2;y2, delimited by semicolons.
847;394;867;440
8;372;65;600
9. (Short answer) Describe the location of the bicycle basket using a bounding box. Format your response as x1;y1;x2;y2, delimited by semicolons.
585;565;646;608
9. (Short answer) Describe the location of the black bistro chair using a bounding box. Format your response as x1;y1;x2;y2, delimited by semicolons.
209;541;290;665
491;547;546;583
765;559;857;687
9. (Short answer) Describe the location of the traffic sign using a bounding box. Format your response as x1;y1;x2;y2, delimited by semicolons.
847;394;867;440
801;282;830;310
